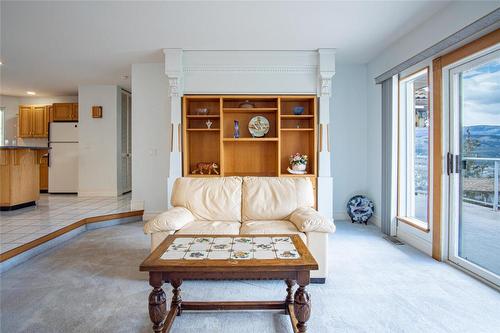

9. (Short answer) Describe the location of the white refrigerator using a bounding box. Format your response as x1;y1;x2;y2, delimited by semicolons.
48;122;79;193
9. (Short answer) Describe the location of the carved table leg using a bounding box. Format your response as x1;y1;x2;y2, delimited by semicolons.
148;272;166;333
285;279;296;313
171;278;183;316
293;285;311;333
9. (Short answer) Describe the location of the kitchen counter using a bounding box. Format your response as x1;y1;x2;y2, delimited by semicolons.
0;146;50;150
0;147;45;210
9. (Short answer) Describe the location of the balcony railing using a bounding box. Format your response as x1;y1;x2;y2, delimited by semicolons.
462;157;500;212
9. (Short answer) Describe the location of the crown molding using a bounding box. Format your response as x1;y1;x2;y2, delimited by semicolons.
183;65;317;73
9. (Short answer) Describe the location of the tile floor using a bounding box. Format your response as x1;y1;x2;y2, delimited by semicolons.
0;193;133;254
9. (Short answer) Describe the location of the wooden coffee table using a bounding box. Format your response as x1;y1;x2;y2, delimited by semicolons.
139;234;318;333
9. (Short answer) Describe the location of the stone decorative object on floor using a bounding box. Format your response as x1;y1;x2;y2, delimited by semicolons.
346;195;374;225
160;236;300;261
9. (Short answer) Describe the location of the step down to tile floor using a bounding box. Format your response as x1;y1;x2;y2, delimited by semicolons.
0;210;143;273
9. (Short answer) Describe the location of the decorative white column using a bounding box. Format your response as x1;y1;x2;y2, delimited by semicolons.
164;49;184;208
317;49;336;220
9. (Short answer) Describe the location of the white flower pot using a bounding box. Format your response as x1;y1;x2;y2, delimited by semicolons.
292;163;306;171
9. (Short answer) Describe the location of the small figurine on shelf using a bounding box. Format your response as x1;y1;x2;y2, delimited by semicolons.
192;162;219;175
234;120;240;138
205;119;213;129
287;153;308;175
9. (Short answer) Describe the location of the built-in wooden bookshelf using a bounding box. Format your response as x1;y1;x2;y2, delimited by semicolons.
182;95;317;179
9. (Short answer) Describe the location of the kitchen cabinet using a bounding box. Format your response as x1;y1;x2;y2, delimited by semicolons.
53;103;78;121
44;106;51;136
18;105;49;138
0;147;42;209
32;106;46;137
37;150;49;192
18;106;32;137
71;103;78;121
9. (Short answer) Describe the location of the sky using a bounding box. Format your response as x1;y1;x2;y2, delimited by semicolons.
462;58;500;127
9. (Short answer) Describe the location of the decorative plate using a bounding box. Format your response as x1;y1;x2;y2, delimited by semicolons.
248;116;270;137
346;195;374;225
287;167;306;175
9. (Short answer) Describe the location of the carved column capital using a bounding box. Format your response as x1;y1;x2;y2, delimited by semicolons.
168;76;181;98
319;74;334;97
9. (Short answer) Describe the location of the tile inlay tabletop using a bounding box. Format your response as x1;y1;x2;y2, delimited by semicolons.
140;234;318;333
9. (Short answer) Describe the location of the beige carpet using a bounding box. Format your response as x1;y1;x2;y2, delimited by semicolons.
1;221;499;333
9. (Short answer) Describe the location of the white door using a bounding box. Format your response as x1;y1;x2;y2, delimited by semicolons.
121;91;132;193
446;46;500;286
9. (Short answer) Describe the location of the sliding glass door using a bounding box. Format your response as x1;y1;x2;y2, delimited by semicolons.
447;47;500;285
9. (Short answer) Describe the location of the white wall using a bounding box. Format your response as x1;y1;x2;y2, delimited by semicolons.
0;95;77;146
331;64;369;220
131;63;170;215
365;2;498;250
78;85;120;196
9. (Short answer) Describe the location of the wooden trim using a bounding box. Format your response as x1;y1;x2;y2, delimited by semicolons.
170;123;174;153
397;216;430;233
432;57;443;260
431;28;500;261
397;66;431;233
277;97;282;175
399;67;428;82
178;124;181;152
0;210;144;262
319;124;323;153
440;29;500;67
326;125;330;153
181;301;286;311
219;97;224;176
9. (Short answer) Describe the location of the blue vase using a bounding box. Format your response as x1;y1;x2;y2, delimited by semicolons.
234;120;240;138
293;106;304;115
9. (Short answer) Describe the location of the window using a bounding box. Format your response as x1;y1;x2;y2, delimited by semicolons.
0;107;5;144
398;68;430;230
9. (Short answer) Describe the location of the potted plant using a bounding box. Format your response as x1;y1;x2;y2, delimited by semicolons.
289;153;308;173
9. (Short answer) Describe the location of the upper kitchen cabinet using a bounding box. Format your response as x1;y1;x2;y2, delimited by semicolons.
18;106;32;137
32;106;47;137
18;105;50;138
53;103;78;122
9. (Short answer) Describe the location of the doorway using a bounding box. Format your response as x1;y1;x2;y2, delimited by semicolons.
445;46;500;286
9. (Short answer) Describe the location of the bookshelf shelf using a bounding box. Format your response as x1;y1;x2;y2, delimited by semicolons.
182;95;317;179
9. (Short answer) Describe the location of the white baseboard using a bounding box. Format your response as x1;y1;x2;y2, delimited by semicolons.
143;212;162;221
130;200;145;211
369;214;381;227
334;212;381;228
78;191;118;197
397;228;432;256
333;212;348;220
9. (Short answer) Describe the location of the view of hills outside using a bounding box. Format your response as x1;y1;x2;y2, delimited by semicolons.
461;58;500;206
458;56;499;276
414;58;499;208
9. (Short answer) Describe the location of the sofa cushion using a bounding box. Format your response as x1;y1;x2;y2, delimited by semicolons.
143;207;195;234
175;221;241;235
289;207;336;233
242;177;314;221
240;220;306;242
171;177;242;222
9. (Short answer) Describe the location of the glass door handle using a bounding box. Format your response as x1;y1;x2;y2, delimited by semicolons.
447;152;454;175
455;155;461;173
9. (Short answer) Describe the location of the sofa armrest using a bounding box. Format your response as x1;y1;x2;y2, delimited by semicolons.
289;207;336;233
143;207;195;234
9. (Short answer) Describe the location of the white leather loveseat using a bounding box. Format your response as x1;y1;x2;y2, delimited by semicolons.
144;176;335;282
